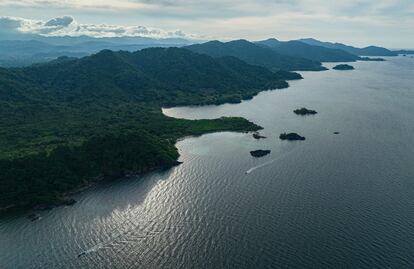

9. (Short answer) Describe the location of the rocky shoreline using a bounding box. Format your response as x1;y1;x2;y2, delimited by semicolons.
253;132;267;139
1;161;184;218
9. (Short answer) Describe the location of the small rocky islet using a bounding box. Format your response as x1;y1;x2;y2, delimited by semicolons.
333;64;354;70
250;150;271;157
294;107;317;115
250;107;316;157
279;133;306;141
359;57;385;62
252;132;267;139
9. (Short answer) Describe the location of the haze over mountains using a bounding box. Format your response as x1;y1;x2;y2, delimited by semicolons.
185;40;326;71
1;30;410;68
256;38;360;62
0;36;193;67
298;38;398;57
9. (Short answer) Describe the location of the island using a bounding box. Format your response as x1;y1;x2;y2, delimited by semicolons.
333;64;354;70
250;150;271;157
294;108;318;115
359;57;385;62
253;132;267;139
279;133;306;141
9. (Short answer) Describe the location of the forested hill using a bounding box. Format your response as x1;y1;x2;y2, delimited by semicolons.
0;47;296;211
185;40;327;71
11;47;299;106
299;38;398;56
256;39;360;62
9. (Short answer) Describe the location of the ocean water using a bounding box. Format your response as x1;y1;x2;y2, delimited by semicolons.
1;57;414;268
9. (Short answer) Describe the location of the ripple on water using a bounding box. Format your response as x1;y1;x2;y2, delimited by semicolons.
1;58;414;268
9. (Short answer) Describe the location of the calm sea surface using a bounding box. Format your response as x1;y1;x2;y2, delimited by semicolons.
1;57;414;268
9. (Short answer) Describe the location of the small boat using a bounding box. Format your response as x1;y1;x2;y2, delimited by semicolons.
77;251;86;258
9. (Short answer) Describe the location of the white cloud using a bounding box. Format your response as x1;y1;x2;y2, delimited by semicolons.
0;15;196;39
45;16;74;27
2;0;412;19
0;0;413;47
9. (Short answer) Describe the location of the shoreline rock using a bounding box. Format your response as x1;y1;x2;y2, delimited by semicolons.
253;132;267;139
62;198;76;206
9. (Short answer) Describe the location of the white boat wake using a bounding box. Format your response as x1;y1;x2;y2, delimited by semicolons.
245;158;280;174
77;218;185;258
77;218;145;258
245;146;299;174
78;243;104;257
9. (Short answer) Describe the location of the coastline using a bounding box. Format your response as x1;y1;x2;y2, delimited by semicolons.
0;160;183;215
0;125;261;215
0;65;298;216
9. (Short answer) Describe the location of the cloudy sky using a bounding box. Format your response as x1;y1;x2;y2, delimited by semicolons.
1;0;413;48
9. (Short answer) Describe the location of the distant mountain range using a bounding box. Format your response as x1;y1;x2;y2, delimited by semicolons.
0;36;193;67
0;35;408;69
255;38;360;62
298;38;398;56
185;40;326;71
393;50;414;55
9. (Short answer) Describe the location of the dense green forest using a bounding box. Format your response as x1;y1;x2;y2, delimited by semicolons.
185;40;327;71
298;38;398;56
255;39;360;62
0;47;297;211
0;119;260;209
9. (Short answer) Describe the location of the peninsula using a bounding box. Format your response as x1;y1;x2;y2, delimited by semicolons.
0;47;294;212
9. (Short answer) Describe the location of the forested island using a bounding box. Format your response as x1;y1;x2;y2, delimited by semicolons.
250;150;271;157
279;133;306;141
333;64;355;70
0;47;300;212
294;108;318;115
359;57;385;62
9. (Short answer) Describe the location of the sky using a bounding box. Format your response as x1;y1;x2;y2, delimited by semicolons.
1;0;413;48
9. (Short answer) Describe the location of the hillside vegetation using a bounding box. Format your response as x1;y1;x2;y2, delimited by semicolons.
256;39;360;62
185;40;327;71
299;38;398;56
0;47;296;210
